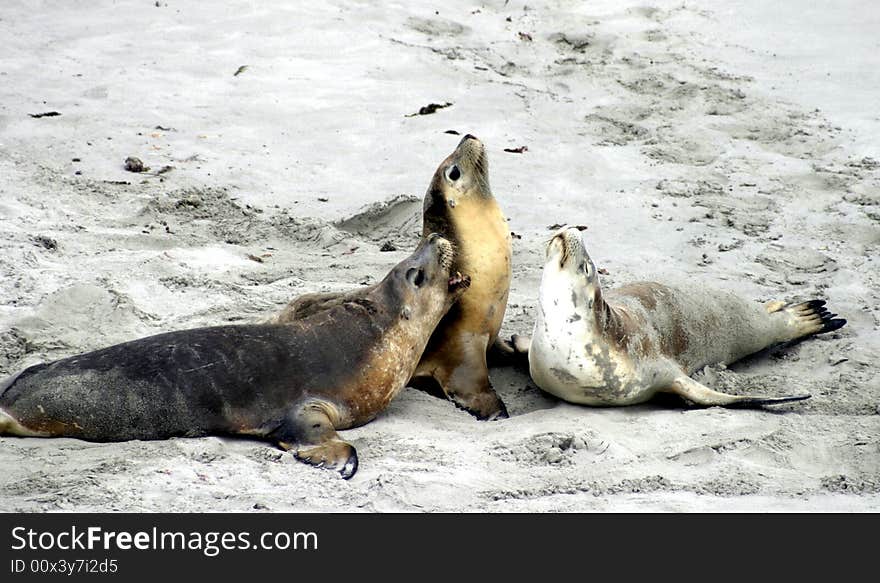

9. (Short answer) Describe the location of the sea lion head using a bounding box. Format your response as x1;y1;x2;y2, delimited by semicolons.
426;134;491;203
546;225;596;283
385;233;471;323
542;225;601;312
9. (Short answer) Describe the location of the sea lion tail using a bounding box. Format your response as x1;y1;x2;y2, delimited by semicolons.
781;299;847;339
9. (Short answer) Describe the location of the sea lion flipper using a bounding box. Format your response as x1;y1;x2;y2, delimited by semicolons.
668;376;811;408
292;440;359;480
510;334;531;355
487;334;531;367
435;341;509;420
781;299;847;339
275;404;358;479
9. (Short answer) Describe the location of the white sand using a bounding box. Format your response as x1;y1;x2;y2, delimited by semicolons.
0;0;877;512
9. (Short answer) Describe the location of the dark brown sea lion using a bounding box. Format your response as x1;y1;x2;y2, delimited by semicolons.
0;234;470;479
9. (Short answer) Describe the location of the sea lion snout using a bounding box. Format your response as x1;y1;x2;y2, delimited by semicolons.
427;236;471;296
399;234;467;301
427;232;455;270
453;134;487;172
547;226;594;275
418;233;455;273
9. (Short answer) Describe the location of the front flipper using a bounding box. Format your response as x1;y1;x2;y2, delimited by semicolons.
272;403;358;479
424;340;509;420
667;375;810;408
448;367;509;420
412;329;510;420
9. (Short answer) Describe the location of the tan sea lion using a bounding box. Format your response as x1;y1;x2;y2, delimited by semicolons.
276;134;513;419
410;134;513;419
528;226;846;407
0;234;470;479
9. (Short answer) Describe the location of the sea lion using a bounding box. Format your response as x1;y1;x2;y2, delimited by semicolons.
528;226;846;407
0;234;470;479
276;134;513;420
410;134;512;419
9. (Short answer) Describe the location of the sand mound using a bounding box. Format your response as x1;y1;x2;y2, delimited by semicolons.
336;194;422;249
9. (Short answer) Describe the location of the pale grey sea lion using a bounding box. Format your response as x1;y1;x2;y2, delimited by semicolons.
528;226;846;407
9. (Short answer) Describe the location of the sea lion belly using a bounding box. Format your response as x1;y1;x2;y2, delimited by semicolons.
446;195;512;338
529;307;646;406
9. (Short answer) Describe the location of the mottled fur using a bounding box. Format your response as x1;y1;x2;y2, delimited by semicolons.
529;227;845;407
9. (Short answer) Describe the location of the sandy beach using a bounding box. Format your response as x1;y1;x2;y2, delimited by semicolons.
0;0;877;512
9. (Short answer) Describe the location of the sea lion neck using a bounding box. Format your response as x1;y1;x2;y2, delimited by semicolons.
581;280;618;336
592;287;631;347
365;278;410;328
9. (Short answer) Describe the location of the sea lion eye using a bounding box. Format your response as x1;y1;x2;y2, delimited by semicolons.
446;165;461;182
406;268;425;287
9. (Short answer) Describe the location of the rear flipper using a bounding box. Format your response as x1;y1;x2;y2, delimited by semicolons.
272;402;358;479
487;334;531;366
770;299;847;340
666;375;810;408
